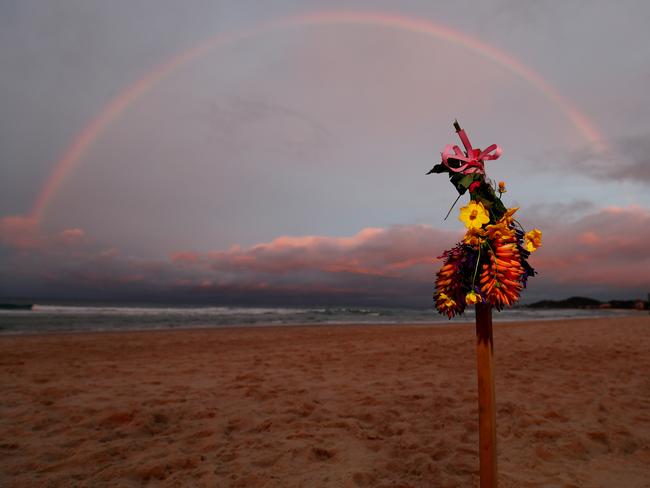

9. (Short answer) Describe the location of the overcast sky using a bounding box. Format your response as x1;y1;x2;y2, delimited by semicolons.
1;0;649;306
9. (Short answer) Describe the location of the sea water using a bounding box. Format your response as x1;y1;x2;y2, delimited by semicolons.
0;304;639;335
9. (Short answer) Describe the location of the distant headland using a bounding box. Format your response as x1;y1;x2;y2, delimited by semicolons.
526;296;649;310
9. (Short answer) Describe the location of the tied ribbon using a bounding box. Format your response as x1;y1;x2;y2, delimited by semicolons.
441;128;501;175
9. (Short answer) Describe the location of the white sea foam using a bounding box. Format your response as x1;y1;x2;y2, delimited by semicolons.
0;304;639;335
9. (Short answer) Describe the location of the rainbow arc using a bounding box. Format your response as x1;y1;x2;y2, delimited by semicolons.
30;10;606;222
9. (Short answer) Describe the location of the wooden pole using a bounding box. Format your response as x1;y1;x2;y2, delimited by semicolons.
475;303;498;487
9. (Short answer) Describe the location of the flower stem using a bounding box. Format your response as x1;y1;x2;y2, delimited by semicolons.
472;244;482;288
444;193;463;221
485;238;495;257
513;218;526;233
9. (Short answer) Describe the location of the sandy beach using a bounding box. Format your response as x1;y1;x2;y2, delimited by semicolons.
1;316;649;487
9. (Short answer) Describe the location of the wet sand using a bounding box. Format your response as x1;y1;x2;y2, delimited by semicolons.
1;316;649;487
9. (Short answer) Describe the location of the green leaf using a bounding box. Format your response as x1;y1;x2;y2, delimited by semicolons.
449;173;468;195
458;174;475;189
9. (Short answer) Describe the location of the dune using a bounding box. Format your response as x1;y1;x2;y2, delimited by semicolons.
1;315;649;487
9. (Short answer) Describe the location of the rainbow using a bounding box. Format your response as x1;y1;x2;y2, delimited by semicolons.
30;10;606;222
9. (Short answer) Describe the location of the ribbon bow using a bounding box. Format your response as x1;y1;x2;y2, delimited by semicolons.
441;126;501;175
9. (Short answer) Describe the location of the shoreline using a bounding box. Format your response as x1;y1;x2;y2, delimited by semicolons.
0;310;645;338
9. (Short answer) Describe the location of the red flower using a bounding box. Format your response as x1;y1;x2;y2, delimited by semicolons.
469;181;481;193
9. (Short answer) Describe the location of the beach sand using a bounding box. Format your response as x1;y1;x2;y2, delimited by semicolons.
1;316;649;487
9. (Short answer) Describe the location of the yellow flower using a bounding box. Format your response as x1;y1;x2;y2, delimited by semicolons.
498;181;507;193
438;292;456;308
465;291;481;305
524;229;542;252
458;201;490;230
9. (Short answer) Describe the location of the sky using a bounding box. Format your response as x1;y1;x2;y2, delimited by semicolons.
1;0;649;307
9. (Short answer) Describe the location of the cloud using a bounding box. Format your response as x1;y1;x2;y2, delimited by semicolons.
520;200;596;226
545;133;650;184
0;216;40;250
199;226;449;278
531;205;650;289
2;207;649;304
60;228;86;245
614;135;650;182
170;251;200;264
167;208;650;302
203;97;331;158
0;216;86;251
163;226;459;305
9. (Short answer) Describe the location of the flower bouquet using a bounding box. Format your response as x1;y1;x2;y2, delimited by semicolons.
427;121;543;487
428;121;542;318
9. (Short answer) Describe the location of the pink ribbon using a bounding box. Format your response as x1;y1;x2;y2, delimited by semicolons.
441;128;501;174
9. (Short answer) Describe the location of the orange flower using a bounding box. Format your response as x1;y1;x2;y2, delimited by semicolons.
479;235;524;309
434;256;465;318
462;228;485;248
484;221;512;241
500;207;519;224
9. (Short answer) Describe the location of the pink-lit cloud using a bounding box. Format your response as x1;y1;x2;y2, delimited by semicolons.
0;216;86;251
0;216;41;250
59;228;86;245
180;225;455;279
165;206;650;301
530;205;650;289
170;251;200;264
1;206;649;304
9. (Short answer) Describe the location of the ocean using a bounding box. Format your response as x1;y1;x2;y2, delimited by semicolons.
0;304;640;335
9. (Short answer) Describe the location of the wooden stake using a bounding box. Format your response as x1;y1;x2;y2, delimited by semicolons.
475;303;498;487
